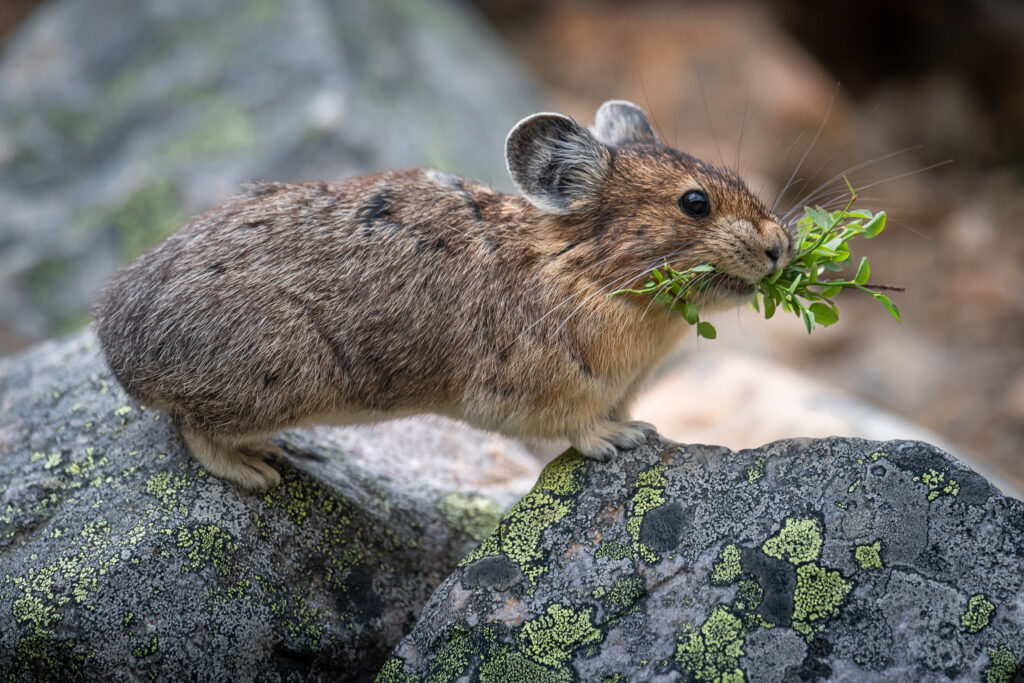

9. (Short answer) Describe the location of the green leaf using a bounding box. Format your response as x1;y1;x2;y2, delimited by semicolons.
820;284;843;298
875;294;902;322
806;206;831;229
682;301;700;325
651;269;664;283
697;321;717;339
809;302;839;326
764;296;776;319
801;308;814;334
863;211;886;238
854;256;870;285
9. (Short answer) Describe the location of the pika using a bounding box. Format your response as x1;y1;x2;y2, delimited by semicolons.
96;100;793;490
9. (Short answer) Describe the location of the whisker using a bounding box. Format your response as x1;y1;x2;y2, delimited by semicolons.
771;84;838;214
694;64;724;167
779;147;921;221
734;91;750;173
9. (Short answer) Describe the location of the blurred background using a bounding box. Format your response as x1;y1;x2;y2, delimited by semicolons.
0;0;1021;494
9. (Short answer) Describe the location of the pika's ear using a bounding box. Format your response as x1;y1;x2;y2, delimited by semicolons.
591;100;658;147
505;113;610;215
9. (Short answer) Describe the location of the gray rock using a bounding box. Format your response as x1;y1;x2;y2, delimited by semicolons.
0;0;540;351
0;330;537;681
382;437;1024;681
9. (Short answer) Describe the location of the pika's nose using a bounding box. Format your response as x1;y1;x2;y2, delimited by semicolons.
766;246;781;269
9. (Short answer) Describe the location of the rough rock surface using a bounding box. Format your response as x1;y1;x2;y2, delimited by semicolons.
0;0;540;351
0;331;537;681
383;437;1023;681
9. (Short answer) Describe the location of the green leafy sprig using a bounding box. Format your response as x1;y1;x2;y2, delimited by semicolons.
610;185;903;339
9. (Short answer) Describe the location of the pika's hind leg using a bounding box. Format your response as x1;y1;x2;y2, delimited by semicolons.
178;428;282;490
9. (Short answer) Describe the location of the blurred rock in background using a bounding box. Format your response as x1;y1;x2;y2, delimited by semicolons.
0;0;540;350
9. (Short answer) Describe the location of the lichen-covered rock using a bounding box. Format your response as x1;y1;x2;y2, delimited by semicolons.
382;437;1024;681
0;331;537;681
0;0;540;350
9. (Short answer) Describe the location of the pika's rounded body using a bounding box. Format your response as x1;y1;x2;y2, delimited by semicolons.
97;101;793;489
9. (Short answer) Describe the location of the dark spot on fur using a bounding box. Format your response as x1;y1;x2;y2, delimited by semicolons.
263;372;279;388
554;241;581;258
243;221;264;230
480;233;499;254
568;348;592;376
207;262;225;275
358;188;392;229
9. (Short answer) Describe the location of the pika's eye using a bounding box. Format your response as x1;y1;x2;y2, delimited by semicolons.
678;190;710;218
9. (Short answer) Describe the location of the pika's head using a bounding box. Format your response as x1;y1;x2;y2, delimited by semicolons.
506;100;794;311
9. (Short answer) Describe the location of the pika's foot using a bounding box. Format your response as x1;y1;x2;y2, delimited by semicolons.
179;430;282;490
570;420;657;462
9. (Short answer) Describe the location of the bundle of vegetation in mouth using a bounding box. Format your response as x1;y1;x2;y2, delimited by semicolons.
610;184;904;339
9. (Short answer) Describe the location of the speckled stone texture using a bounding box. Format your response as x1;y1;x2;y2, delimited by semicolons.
382;436;1024;681
0;331;537;681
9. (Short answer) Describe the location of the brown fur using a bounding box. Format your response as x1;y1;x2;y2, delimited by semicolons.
95;101;794;489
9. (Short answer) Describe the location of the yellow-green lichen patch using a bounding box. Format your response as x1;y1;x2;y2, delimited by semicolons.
594;541;633;561
375;656;421;683
536;452;586;496
984;645;1017;683
711;544;742;585
626;465;668;563
854;541;883;570
960;593;995;634
264;478;315;527
458;489;573;587
437;492;503;542
675;605;745;682
913;467;960;502
516;603;601;669
425;623;474;681
747;455;766;484
176;524;238;576
734;579;764;613
791;563;852;639
478;644;572;683
459;455;585;590
855;451;888;465
762;518;823;565
145;471;192;516
602;575;645;616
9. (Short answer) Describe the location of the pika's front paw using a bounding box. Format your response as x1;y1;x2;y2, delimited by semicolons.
571;420;656;462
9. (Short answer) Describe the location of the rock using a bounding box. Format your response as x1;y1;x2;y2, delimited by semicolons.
0;330;537;680
0;0;541;352
383;437;1024;680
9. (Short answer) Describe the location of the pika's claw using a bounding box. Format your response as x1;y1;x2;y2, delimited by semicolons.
570;420;657;462
179;430;282;490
